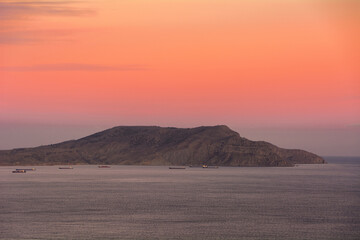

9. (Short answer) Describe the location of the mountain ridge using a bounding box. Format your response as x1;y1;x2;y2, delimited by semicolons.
0;125;326;166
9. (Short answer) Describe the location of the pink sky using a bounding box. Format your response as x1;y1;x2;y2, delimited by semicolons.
0;0;359;156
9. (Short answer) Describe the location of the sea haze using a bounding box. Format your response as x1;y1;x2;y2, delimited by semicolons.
1;161;359;239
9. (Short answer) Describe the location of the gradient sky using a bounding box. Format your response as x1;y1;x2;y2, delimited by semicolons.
1;0;359;156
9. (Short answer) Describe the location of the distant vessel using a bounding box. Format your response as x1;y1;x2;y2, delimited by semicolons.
16;168;36;171
188;165;218;169
59;166;73;169
12;170;26;173
98;165;111;168
169;167;186;169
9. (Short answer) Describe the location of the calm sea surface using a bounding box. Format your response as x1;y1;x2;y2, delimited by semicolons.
1;160;359;239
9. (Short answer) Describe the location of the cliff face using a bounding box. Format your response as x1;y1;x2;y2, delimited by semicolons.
0;125;326;166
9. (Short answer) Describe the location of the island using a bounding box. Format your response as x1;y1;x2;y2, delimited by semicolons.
0;125;326;166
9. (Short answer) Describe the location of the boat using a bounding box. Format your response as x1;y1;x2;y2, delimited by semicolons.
98;165;111;168
169;167;186;169
188;165;218;169
12;170;26;173
16;168;36;171
59;166;73;169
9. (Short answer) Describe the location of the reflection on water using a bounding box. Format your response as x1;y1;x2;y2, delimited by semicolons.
1;163;359;239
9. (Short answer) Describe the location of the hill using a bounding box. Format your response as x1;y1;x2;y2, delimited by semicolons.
0;125;326;166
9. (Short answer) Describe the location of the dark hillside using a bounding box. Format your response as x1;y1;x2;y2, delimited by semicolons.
0;125;326;166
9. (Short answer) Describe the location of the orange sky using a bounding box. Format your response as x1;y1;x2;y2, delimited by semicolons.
0;0;359;155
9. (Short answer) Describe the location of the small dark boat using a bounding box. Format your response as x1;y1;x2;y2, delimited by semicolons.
98;165;111;168
59;166;73;169
16;168;36;171
12;170;26;173
188;165;218;169
169;167;186;169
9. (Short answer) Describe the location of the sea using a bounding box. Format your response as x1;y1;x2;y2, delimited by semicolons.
0;157;359;240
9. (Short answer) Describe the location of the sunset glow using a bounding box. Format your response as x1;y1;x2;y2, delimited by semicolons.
1;0;359;155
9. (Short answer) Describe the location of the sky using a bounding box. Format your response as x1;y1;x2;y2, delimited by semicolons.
0;0;359;156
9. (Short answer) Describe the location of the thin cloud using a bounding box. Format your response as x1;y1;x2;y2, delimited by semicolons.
0;1;95;44
0;63;148;72
0;28;82;44
0;1;95;20
0;34;36;44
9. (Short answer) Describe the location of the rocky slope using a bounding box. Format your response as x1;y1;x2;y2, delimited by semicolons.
0;125;326;166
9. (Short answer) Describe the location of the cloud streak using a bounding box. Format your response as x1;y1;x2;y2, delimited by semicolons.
0;63;148;72
0;28;84;44
0;1;96;44
0;1;95;20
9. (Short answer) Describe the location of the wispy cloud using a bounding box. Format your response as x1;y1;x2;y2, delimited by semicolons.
0;63;148;71
0;28;77;44
0;1;95;20
0;1;95;44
